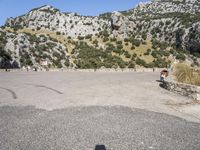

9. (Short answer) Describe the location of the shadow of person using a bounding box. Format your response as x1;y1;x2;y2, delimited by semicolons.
159;83;165;88
95;145;106;150
156;80;163;83
156;80;166;89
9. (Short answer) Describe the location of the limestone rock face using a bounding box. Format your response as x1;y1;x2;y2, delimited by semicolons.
110;11;133;38
185;22;200;55
6;5;111;38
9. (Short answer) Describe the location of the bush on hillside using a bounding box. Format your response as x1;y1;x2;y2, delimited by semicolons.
131;39;141;47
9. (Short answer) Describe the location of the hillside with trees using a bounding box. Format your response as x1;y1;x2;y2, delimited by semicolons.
0;0;199;69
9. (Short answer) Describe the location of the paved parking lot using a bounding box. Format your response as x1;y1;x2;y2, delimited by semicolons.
0;71;197;120
0;71;200;149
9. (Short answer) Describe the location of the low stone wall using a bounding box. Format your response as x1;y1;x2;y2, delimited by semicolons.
0;68;167;73
162;78;200;100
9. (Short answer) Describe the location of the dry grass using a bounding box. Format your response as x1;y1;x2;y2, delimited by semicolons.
88;37;154;63
124;39;154;63
174;63;200;86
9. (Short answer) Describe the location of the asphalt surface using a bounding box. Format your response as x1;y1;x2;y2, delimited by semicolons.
0;71;200;150
0;105;200;150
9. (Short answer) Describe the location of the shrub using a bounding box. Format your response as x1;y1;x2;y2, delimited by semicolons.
13;25;23;31
151;50;159;58
136;58;146;66
142;32;147;40
27;34;40;44
77;36;84;40
153;58;168;68
113;48;122;54
132;53;137;58
99;12;112;20
166;20;171;26
110;38;117;42
124;38;129;42
36;27;41;30
70;25;74;29
124;51;131;58
19;52;33;66
151;27;161;35
117;44;123;50
117;41;122;45
131;46;135;50
47;42;57;49
103;37;109;42
83;22;92;26
128;61;135;68
100;30;109;37
53;59;62;68
176;53;186;61
0;49;12;68
85;34;92;39
159;21;164;27
74;42;126;69
14;40;18;45
56;32;61;35
131;39;140;47
53;52;61;58
144;49;151;55
65;59;70;67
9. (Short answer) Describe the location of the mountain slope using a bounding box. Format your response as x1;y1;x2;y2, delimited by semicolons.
0;0;200;69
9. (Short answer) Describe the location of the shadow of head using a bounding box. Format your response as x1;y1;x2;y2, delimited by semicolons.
156;80;163;83
95;145;106;150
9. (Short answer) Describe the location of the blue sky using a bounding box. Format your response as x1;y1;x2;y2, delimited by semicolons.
0;0;149;25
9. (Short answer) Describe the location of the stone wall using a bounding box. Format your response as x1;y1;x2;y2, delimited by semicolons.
0;68;167;73
162;79;200;100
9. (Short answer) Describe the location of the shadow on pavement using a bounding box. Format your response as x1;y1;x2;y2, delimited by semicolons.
156;80;163;83
95;145;106;150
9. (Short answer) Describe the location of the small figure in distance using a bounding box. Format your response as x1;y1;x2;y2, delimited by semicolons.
160;72;165;82
160;69;168;82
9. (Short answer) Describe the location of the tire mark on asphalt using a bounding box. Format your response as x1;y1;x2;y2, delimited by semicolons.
27;84;63;94
0;87;17;99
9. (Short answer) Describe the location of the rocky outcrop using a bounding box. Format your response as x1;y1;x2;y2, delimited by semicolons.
6;5;111;38
110;11;134;38
162;79;200;100
185;22;200;55
134;0;200;15
0;30;71;68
